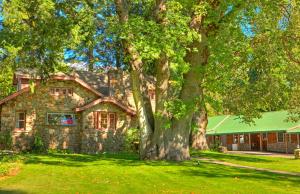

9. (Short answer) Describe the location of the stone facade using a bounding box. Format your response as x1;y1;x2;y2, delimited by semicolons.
0;79;137;153
81;103;137;153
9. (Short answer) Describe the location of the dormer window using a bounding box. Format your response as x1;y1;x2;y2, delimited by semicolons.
50;88;73;96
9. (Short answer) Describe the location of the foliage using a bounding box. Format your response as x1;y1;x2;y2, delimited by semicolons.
124;128;140;153
208;140;221;152
0;154;22;176
0;130;12;150
31;135;45;153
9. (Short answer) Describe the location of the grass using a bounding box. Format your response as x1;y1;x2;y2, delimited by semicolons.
0;153;300;193
192;150;300;173
0;154;22;177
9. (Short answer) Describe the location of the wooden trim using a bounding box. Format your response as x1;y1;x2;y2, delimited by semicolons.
297;134;300;146
259;133;263;151
0;75;104;106
0;87;30;105
15;111;26;131
75;97;136;116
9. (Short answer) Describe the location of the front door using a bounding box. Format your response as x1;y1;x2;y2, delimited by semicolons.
251;133;260;151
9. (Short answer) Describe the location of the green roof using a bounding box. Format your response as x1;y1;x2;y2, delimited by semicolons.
207;111;300;135
287;126;300;134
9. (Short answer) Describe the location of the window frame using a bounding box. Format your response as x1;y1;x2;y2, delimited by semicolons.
49;87;73;97
15;112;26;130
47;113;76;126
277;132;285;143
94;112;117;130
239;134;245;144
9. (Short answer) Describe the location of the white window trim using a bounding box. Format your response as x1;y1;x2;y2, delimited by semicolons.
47;113;76;126
277;132;285;143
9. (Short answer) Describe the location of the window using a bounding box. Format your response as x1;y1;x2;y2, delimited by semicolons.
239;134;245;144
233;134;239;144
277;132;284;143
94;112;116;130
47;113;76;126
16;112;26;130
50;88;73;96
262;133;267;140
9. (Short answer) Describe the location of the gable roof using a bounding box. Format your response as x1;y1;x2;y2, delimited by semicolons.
0;75;104;106
207;111;300;135
0;87;30;105
75;97;136;116
14;69;111;96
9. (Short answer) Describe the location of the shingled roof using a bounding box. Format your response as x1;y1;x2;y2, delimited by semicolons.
14;69;111;96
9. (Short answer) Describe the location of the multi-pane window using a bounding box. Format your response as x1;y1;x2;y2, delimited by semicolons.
94;112;116;130
233;134;239;144
16;112;26;129
277;132;284;143
47;113;76;126
239;134;245;144
50;88;73;96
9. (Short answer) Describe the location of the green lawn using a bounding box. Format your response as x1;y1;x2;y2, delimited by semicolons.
0;153;300;194
0;154;23;177
192;151;300;173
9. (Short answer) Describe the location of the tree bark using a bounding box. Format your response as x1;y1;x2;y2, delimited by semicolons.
114;0;154;159
192;109;209;150
165;14;209;160
150;53;170;159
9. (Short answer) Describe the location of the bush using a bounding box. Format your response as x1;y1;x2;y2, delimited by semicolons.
0;154;22;176
31;135;45;153
0;130;12;150
124;128;140;153
209;140;221;152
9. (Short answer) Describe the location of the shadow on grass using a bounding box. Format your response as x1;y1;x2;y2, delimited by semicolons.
9;152;300;188
0;189;27;194
24;152;186;167
191;151;274;163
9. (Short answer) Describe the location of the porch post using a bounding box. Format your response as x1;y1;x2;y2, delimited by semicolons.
259;133;263;151
297;134;300;147
249;133;251;151
285;134;288;154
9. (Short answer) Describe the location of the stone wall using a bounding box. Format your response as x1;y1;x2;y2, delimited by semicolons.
0;80;99;152
81;103;137;154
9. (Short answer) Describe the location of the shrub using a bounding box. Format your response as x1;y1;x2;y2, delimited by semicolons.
209;140;221;152
124;128;140;153
0;130;12;150
31;135;45;153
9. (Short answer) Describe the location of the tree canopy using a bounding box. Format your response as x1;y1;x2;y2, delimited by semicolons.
0;0;299;160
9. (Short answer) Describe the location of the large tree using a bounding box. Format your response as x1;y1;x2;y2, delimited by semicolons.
113;0;300;160
1;0;299;161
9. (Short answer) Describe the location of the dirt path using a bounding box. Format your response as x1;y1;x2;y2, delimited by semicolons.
196;157;300;176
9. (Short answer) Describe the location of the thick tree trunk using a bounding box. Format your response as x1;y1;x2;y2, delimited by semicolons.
150;53;170;159
114;0;154;159
192;109;209;150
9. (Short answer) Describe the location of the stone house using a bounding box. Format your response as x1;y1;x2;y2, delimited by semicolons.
206;111;300;154
0;69;155;153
